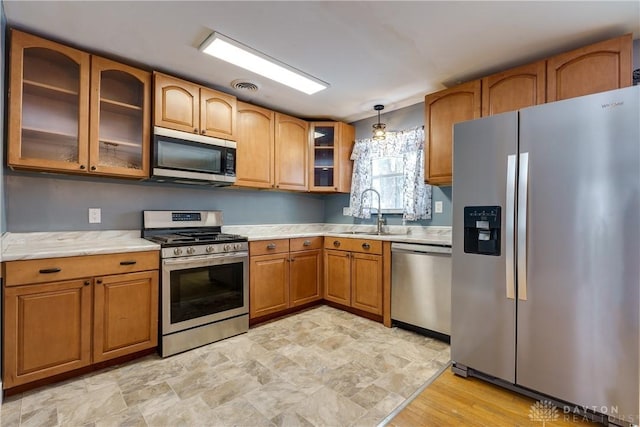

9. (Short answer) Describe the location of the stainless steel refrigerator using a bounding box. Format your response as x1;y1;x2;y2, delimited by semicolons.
451;86;639;424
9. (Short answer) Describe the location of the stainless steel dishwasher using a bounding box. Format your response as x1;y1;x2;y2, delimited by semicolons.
391;242;452;341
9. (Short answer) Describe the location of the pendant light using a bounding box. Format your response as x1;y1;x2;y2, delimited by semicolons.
372;104;386;140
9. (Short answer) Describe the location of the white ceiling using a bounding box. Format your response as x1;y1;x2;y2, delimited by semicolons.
3;1;639;123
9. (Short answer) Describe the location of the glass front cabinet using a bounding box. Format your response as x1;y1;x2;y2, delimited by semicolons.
308;121;355;193
8;30;151;178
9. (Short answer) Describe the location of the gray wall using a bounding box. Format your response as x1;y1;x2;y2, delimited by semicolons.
324;102;453;226
5;172;325;232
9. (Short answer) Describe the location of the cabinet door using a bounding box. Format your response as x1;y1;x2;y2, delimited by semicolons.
8;30;91;173
324;250;351;306
546;34;632;102
153;72;200;134
93;271;159;363
89;56;151;178
309;122;338;192
200;87;236;140
235;102;275;189
275;113;309;191
250;253;290;318
337;122;355;193
424;80;481;185
482;61;546;116
351;253;383;315
290;249;322;307
3;279;92;388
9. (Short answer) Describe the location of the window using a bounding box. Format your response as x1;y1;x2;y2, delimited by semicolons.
370;156;404;213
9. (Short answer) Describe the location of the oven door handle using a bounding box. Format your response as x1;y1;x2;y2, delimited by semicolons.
163;252;248;268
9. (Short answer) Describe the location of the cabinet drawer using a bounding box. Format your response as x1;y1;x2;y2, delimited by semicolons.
324;237;382;255
290;237;323;252
4;251;159;286
250;239;290;256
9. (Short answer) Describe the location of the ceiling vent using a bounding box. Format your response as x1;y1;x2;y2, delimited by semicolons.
231;79;259;92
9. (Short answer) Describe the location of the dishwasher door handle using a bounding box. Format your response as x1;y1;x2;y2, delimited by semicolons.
391;243;451;255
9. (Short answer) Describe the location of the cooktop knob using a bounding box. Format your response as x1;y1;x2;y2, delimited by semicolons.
206;246;214;253
234;243;243;250
173;248;183;256
223;244;232;252
186;247;195;255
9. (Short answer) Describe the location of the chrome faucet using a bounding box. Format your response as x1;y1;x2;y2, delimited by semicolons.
361;188;385;234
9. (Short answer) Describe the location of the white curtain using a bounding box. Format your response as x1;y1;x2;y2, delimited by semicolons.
349;127;432;221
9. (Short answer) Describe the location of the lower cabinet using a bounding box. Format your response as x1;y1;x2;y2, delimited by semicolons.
324;237;383;316
2;251;159;389
250;237;322;320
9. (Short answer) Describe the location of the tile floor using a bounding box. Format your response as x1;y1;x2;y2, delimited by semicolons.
0;306;450;427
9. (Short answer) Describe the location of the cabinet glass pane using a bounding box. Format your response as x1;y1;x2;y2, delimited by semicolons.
314;148;334;167
21;47;80;162
313;126;334;147
98;70;144;169
314;168;334;187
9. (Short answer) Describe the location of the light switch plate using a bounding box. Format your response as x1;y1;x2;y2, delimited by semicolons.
89;208;101;224
434;201;443;214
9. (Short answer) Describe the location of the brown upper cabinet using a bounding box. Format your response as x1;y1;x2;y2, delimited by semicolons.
7;30;151;178
424;33;633;186
235;102;275;189
153;72;237;141
546;33;632;102
275;113;309;191
424;80;481;186
482;61;546;117
308;121;355;193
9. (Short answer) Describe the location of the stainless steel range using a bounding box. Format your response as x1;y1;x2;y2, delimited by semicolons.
143;210;248;357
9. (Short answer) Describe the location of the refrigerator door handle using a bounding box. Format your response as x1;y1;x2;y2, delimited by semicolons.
517;152;529;301
505;154;517;300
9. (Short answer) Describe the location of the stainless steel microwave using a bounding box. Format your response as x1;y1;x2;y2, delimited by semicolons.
149;126;236;186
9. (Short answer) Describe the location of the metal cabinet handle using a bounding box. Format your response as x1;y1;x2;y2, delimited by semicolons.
39;268;61;274
362;243;371;250
194;128;198;133
201;130;206;135
84;280;91;286
96;279;103;285
79;165;86;170
333;240;341;247
90;166;96;171
290;258;295;262
120;260;137;266
267;243;277;250
303;240;312;246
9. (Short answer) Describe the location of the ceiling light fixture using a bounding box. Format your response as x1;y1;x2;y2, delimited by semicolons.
372;104;386;140
199;32;328;95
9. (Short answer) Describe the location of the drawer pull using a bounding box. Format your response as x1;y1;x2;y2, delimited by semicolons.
333;240;341;248
120;260;137;266
84;280;91;286
362;243;371;250
303;240;312;246
267;243;277;250
39;268;61;274
96;279;103;285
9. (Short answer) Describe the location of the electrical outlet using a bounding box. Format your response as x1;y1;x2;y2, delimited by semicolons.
88;208;101;224
343;207;352;216
434;201;443;214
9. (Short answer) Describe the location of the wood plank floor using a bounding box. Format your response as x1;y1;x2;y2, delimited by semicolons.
389;369;600;426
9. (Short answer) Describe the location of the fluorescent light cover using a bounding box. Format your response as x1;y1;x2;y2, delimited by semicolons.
200;32;328;95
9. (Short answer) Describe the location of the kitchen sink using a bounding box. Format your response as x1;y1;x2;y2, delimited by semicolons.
346;231;407;236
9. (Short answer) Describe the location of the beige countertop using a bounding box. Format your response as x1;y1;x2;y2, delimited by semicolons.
1;230;160;261
0;224;451;262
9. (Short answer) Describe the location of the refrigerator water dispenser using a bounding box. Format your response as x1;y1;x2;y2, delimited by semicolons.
463;206;501;255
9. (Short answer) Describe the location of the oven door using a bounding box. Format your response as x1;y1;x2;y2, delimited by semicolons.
161;252;248;335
